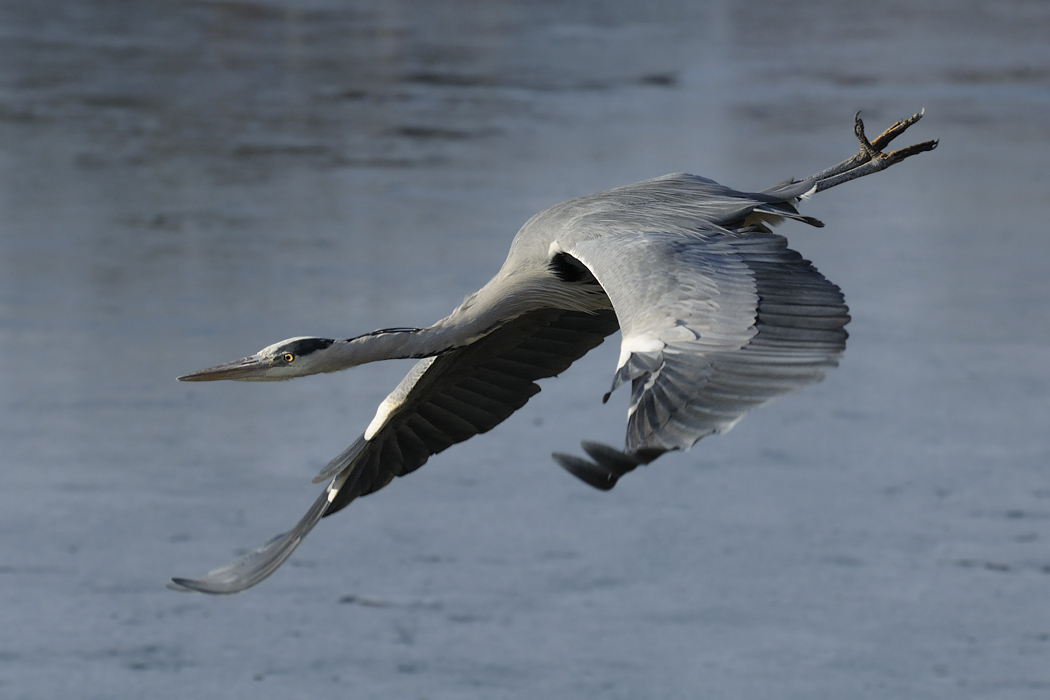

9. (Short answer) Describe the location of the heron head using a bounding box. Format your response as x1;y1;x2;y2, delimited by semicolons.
178;337;336;382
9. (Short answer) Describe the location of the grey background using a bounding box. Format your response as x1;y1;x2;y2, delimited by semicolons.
1;1;1048;698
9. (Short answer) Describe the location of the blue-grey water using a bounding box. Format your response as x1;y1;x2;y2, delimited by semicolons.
2;1;1048;698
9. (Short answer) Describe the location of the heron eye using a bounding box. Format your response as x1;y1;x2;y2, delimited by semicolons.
283;353;295;363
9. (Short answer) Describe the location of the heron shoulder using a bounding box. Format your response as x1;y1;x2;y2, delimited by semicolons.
509;173;757;256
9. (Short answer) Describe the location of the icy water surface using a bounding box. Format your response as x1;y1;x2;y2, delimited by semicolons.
1;1;1049;698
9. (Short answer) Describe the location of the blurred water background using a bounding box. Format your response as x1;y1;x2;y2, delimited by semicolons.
1;1;1048;698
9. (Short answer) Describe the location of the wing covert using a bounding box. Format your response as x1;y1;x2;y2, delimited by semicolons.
322;307;619;514
564;229;849;463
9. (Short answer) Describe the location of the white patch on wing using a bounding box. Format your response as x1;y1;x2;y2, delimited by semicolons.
616;334;665;370
363;397;400;440
547;240;563;257
327;470;350;503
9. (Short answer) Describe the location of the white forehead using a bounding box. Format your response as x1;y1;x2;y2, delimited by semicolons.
259;337;314;356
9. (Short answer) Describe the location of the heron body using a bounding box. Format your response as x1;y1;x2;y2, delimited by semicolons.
173;113;936;594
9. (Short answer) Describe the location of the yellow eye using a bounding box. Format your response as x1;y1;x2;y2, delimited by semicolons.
283;353;295;363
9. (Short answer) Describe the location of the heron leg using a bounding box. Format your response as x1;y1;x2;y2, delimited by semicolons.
806;111;938;193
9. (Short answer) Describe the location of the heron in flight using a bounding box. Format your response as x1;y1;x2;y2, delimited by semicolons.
172;112;935;594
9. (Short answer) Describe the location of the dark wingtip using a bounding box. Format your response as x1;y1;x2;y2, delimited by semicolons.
168;577;241;595
167;489;331;595
168;578;205;593
552;452;619;491
580;441;641;473
553;441;646;491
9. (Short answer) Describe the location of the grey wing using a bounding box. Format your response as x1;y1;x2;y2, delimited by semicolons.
170;307;619;594
552;230;849;489
168;490;330;594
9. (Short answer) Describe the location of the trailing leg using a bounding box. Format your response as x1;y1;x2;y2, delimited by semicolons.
806;110;938;193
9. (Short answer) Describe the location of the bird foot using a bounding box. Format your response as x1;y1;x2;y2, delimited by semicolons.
809;110;938;193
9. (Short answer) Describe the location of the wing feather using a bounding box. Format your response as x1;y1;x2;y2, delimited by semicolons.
327;307;618;512
560;228;848;470
172;308;618;593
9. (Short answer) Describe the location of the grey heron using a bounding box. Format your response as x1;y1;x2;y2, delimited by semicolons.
172;112;936;594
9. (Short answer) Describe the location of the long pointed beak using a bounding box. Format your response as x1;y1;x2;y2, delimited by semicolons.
178;355;267;382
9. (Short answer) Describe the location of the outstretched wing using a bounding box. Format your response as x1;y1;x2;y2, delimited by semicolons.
553;229;849;489
320;307;618;513
171;307;619;594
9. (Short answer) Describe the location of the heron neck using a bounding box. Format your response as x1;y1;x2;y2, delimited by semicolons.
319;325;460;372
319;279;529;373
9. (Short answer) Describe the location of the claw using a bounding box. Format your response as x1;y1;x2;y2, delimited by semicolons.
809;110;937;194
853;112;880;160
